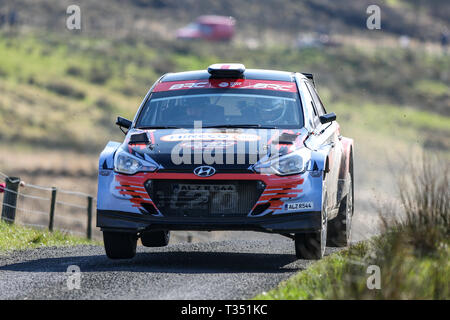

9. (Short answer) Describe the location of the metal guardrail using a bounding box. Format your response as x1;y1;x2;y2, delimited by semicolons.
0;171;95;239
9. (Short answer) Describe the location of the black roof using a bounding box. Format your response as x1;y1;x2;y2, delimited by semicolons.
161;69;296;82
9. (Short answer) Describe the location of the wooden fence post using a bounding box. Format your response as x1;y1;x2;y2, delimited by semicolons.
1;176;20;224
49;187;57;231
86;196;93;240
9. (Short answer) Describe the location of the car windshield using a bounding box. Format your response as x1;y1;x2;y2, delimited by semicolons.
136;89;304;129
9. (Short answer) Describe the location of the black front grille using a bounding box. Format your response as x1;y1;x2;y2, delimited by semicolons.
146;180;265;217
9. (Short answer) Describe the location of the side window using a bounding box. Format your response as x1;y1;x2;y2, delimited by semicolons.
306;82;327;116
300;81;320;128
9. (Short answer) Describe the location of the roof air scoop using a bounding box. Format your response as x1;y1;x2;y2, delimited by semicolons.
208;63;245;78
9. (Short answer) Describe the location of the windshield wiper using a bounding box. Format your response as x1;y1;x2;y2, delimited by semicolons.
203;124;278;129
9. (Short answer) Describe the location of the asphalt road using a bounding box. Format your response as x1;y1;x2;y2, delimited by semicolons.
0;235;341;300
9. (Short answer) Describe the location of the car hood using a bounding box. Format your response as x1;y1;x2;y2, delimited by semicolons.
122;128;308;172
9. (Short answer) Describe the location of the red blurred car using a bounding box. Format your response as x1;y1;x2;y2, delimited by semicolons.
176;15;235;41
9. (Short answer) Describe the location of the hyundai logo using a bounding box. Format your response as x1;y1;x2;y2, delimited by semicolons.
193;166;216;177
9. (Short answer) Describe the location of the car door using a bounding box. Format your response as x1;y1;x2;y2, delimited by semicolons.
302;80;342;213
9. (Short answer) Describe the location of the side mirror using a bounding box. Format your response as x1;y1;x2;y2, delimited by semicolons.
116;116;132;130
319;112;336;124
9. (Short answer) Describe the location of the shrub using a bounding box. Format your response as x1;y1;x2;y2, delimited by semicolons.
95;97;116;112
381;157;449;257
66;65;84;77
45;82;85;100
88;65;113;84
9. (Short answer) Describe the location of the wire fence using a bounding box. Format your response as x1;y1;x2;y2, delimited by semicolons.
0;171;96;239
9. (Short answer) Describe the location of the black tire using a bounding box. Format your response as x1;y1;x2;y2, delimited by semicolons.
327;174;353;247
141;230;170;247
103;231;137;259
295;192;327;260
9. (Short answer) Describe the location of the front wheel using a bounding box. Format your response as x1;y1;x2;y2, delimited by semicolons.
295;193;327;260
328;174;353;247
103;231;137;259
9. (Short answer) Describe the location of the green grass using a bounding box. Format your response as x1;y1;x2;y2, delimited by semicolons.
0;220;98;252
414;80;449;98
255;239;449;300
256;243;369;299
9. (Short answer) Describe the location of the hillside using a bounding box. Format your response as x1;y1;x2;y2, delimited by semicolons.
0;0;449;42
0;32;448;152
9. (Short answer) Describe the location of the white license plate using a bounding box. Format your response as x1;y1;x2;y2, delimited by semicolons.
175;184;236;192
286;202;313;210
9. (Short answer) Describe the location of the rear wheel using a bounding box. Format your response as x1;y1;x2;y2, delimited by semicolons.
103;231;137;259
141;230;170;247
328;174;353;247
295;192;327;260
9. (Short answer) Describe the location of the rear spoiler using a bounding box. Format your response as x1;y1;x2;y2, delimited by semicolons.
301;72;315;86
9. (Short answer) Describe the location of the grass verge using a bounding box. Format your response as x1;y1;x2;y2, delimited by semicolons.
0;220;98;252
255;158;449;300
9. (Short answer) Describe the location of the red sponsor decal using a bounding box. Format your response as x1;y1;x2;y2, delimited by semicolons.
153;79;297;92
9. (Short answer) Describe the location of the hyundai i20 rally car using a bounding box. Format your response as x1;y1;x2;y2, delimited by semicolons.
97;63;354;260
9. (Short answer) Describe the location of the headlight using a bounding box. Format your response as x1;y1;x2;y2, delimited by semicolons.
274;154;305;175
114;149;158;175
253;149;310;176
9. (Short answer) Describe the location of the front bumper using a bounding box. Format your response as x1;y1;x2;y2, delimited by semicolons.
97;170;324;235
97;209;322;234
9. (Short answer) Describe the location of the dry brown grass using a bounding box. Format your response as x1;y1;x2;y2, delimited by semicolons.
381;156;449;256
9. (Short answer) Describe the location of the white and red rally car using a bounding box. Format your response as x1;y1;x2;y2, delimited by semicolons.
97;64;354;260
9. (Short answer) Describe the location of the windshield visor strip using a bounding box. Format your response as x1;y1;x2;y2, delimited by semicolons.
153;79;298;93
149;93;297;104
